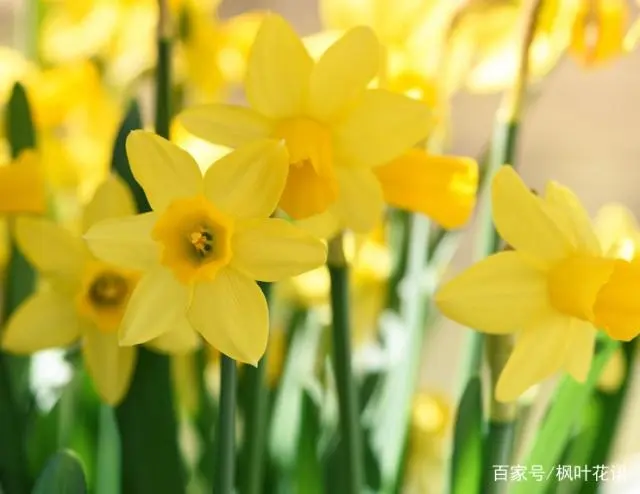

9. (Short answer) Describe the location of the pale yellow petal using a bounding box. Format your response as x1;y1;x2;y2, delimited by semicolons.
246;14;313;119
544;181;600;256
188;268;268;365
309;26;379;121
120;267;190;346
563;319;596;383
495;313;573;402
126;130;202;211
320;0;374;31
3;291;82;353
83;174;136;232
231;218;327;281
15;216;87;279
83;329;136;405
177;104;272;148
492;166;574;266
332;167;384;233
84;213;159;270
294;210;341;239
204;139;288;219
435;252;553;334
593;203;639;256
147;319;201;355
335;89;431;167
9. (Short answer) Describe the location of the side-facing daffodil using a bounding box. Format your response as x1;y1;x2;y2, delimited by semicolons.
84;131;327;364
2;176;197;405
179;14;446;233
435;166;640;402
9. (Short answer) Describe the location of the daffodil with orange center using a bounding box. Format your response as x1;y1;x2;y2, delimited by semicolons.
84;131;326;364
2;176;197;405
436;166;640;402
178;14;480;233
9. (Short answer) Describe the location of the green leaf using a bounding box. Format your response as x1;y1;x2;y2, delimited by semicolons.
295;391;323;494
511;340;619;494
450;376;484;494
6;83;36;158
32;450;88;494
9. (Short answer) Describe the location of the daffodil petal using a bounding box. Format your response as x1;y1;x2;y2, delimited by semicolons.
204;139;288;219
83;329;136;405
16;216;87;279
374;149;478;228
492;166;574;266
3;291;82;353
335;89;431;167
495;314;573;402
178;104;272;148
332;167;384;233
147;319;201;355
231;218;327;281
188;268;268;365
593;203;639;256
120;267;189;346
563;319;596;383
246;14;313;119
83;175;136;232
84;213;159;270
309;26;379;121
544;180;600;255
435;251;553;334
126;130;202;211
294;210;342;239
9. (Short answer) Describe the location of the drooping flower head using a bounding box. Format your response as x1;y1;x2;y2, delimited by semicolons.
436;166;640;402
2;176;196;405
178;14;478;234
84;131;326;364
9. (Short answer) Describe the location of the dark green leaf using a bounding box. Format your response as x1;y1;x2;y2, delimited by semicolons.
32;450;87;494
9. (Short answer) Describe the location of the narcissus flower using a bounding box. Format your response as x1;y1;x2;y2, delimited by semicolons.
2;176;197;405
436;166;640;402
84;131;326;364
179;14;443;233
594;203;640;260
0;150;46;215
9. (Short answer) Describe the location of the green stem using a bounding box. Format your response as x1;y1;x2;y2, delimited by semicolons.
155;0;172;139
215;356;237;494
95;405;121;494
328;234;364;494
240;282;272;494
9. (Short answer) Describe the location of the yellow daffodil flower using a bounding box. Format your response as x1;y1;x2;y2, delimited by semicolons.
179;15;479;234
2;176;197;405
570;0;628;66
0;150;47;215
594;203;640;260
84;131;327;364
435;166;640;402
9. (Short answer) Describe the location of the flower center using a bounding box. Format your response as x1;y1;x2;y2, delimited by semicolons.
76;263;139;333
152;195;234;284
272;118;338;219
547;254;616;322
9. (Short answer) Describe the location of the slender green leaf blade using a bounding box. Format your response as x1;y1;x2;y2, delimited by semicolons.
32;450;88;494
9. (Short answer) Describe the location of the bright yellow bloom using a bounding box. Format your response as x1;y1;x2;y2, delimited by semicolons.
570;0;628;66
179;14;436;233
2;176;197;405
435;166;640;402
84;131;326;364
594;203;640;260
0;150;47;215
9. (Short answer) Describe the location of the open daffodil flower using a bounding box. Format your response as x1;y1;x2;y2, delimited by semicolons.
2;176;197;405
178;14;481;234
84;131;326;365
436;166;640;402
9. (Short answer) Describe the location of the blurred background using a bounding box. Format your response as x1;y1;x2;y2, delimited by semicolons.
2;0;640;491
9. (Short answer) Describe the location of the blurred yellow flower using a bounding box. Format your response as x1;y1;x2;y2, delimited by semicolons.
436;166;640;402
180;14;440;233
84;132;326;364
0;150;47;215
2;176;196;405
594;203;640;260
404;392;451;494
597;346;626;393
